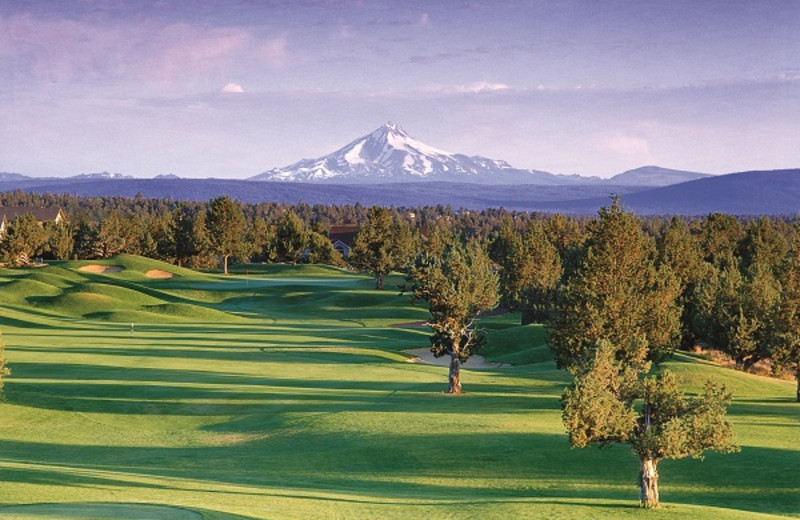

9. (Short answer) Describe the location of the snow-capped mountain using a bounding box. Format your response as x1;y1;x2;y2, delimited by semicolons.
250;122;593;185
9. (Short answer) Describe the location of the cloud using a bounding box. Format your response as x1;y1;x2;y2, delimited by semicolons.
418;12;431;27
0;13;272;86
594;132;652;161
221;82;245;93
259;36;288;66
431;82;512;95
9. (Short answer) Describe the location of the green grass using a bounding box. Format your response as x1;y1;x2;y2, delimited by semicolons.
0;256;797;519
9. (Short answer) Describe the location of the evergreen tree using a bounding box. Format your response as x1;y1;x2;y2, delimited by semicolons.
738;217;789;276
405;237;499;393
97;211;129;257
0;214;49;266
273;210;308;264
188;210;215;269
72;218;101;260
658;216;712;349
771;243;800;401
45;220;74;260
697;213;743;267
247;217;274;263
349;206;416;289
306;230;345;266
548;198;681;371
551;200;737;507
206;196;247;274
562;341;738;508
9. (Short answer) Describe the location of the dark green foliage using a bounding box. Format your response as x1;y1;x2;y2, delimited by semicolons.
97;211;130;258
548;198;681;371
492;218;562;324
206;196;247;274
45;220;74;260
273;210;308;264
658;216;710;349
771;243;800;401
562;340;738;508
349;206;416;289
405;236;499;393
552;200;736;508
306;230;346;267
0;213;48;266
163;205;199;267
71;218;101;259
695;213;743;268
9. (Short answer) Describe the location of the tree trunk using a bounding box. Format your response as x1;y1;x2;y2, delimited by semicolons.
375;272;385;290
795;368;799;403
639;457;660;508
223;254;229;275
447;352;462;394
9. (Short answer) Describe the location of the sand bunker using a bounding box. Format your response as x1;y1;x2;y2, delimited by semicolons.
78;264;122;274
404;347;506;369
145;269;174;279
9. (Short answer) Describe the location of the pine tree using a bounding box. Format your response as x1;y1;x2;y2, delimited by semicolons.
206;196;247;274
273;210;308;264
45;220;74;260
350;206;416;289
0;214;49;266
658;216;711;349
548;197;681;371
771;244;800;402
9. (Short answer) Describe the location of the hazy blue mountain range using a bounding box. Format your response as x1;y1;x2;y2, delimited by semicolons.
1;123;796;214
1;169;798;215
0;172;29;181
607;166;712;186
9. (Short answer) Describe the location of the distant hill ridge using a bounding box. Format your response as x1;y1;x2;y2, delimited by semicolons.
0;123;796;214
0;169;797;215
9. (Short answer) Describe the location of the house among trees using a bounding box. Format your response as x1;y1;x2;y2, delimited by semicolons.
328;224;360;258
0;207;66;240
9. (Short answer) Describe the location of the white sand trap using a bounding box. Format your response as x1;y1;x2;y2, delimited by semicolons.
78;264;122;274
145;269;174;279
404;347;507;369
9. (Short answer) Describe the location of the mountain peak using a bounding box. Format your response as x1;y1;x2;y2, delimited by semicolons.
250;123;580;185
608;166;711;187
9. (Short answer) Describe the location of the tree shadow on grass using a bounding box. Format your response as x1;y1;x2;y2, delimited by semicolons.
6;372;558;418
2;432;792;516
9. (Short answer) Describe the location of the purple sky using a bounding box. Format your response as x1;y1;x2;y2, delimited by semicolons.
2;0;799;179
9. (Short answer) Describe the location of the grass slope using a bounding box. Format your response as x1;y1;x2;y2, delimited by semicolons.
0;256;797;520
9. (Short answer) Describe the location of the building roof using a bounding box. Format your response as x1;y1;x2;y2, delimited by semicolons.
329;224;360;245
1;207;64;222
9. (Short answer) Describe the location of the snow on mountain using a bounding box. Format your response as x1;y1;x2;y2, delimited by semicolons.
0;172;30;181
250;122;591;185
69;171;132;180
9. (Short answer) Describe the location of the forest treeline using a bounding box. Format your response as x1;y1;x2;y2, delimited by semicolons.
0;190;798;397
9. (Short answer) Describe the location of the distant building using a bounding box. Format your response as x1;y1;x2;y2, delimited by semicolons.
328;224;360;258
0;207;66;240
